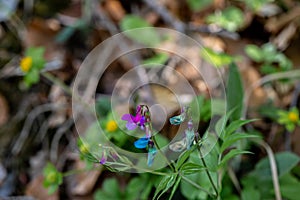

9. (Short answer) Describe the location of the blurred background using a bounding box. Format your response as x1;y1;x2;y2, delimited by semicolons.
0;0;300;199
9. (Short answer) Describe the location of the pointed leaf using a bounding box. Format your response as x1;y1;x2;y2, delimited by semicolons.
226;62;244;121
225;119;256;137
153;174;177;200
219;149;251;167
221;133;260;152
181;163;206;175
168;176;182;200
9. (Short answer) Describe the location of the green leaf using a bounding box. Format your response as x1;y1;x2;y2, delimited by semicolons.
94;178;122;200
241;187;261;200
168;176;181;200
180;163;206;175
206;6;244;31
187;0;213;11
224;119;256;138
243;0;273;11
190;95;211;122
201;47;235;68
120;15;160;46
47;185;58;195
126;177;147;200
42;163;63;194
280;173;300;200
26;47;45;69
226;62;244;121
219;149;251;167
221;133;260;152
261;43;277;62
142;53;169;66
260;64;278;74
180;171;217;200
245;45;263;62
175;148;195;170
153;174;177;200
252;152;300;180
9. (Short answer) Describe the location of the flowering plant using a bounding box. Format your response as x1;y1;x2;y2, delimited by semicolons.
277;107;300;132
20;47;46;87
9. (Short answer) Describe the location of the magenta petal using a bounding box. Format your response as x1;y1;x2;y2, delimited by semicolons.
133;114;142;123
126;122;137;130
122;114;133;121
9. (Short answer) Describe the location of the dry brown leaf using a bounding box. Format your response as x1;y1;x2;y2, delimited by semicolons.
48;85;68;127
201;35;225;52
265;6;300;33
71;160;102;196
104;0;125;21
23;18;65;61
272;22;297;50
26;175;59;200
240;63;267;108
0;93;9;127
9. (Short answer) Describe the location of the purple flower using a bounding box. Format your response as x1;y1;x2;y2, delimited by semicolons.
121;113;146;130
99;152;107;164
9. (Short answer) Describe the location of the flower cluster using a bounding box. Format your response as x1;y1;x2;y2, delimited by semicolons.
169;107;197;152
43;163;63;194
98;144;120;165
121;105;146;130
19;47;46;88
122;105;157;166
277;107;300;132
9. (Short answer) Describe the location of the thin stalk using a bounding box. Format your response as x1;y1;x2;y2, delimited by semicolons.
195;136;218;197
105;161;174;176
41;72;72;95
62;166;103;177
41;72;94;115
152;136;176;172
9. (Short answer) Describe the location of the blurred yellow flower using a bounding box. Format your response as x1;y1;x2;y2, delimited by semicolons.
288;111;299;123
20;56;33;72
106;120;118;132
79;144;89;154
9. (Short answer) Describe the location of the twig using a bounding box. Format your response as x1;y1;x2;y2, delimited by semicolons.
142;0;239;39
243;69;300;119
227;166;241;194
256;140;282;200
0;59;63;79
41;72;72;96
92;1;155;104
142;0;185;32
188;24;239;40
12;103;66;155
50;119;74;163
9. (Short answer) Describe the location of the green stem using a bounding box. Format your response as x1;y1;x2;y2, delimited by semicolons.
195;139;218;197
41;72;72;95
152;135;176;172
41;72;94;115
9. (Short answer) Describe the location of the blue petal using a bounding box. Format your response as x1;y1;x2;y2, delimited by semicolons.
169;115;184;125
134;137;149;149
185;130;194;150
147;147;157;166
